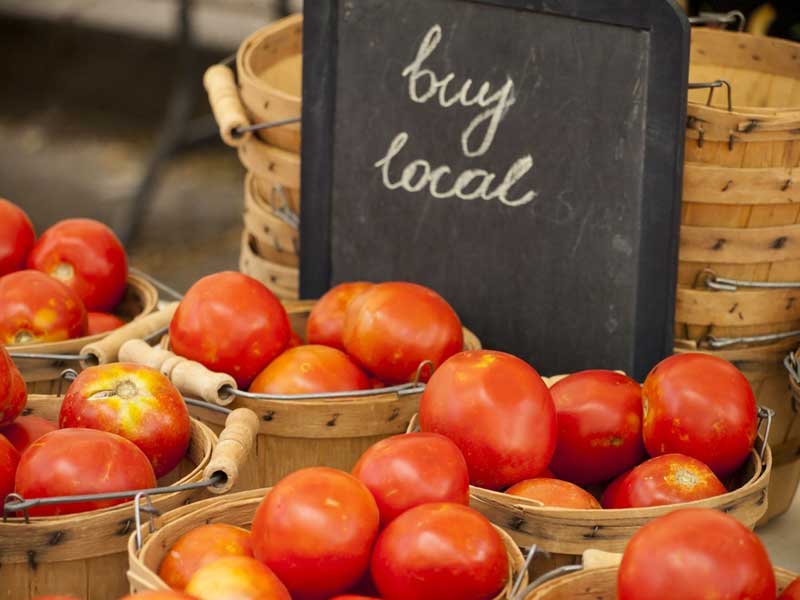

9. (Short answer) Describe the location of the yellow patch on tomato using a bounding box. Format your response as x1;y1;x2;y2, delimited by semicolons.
33;308;59;329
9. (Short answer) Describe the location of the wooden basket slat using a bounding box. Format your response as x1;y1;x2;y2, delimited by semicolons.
675;287;800;327
682;163;797;206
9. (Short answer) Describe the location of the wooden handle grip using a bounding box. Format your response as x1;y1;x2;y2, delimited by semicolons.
118;339;176;370
162;356;237;405
204;408;259;494
582;549;622;570
80;303;179;368
204;64;251;147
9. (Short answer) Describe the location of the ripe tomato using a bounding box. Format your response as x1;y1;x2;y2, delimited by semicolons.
0;345;26;427
0;415;57;453
779;578;800;600
14;428;156;516
307;282;372;350
548;370;644;485
330;597;381;600
0;270;87;344
60;363;190;478
0;434;20;500
185;556;290;600
170;272;290;388
158;523;253;590
0;199;35;276
618;508;775;600
87;311;125;335
419;350;556;490
119;592;196;599
288;331;303;348
505;478;601;509
643;353;757;477
352;432;470;525
249;345;371;395
372;503;508;600
251;467;380;600
601;453;726;509
342;282;463;384
28;218;127;312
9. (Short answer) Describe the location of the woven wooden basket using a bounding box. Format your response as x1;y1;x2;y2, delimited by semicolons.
677;28;800;345
128;487;527;598
9;273;159;395
0;394;257;600
239;231;299;300
117;299;481;490
243;172;299;268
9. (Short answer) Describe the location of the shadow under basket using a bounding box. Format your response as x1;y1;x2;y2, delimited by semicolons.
128;487;527;598
0;394;217;600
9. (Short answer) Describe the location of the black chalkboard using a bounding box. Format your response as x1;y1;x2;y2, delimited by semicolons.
301;1;689;380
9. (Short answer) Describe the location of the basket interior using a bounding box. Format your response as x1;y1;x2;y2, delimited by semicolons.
248;21;302;98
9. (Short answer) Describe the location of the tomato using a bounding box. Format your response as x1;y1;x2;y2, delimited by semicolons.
0;199;35;276
642;353;757;477
185;556;290;600
342;282;462;384
779;578;800;600
419;350;556;490
0;270;87;344
27;218;127;312
60;363;190;478
158;523;253;591
170;272;290;388
505;478;601;509
618;508;775;600
601;453;726;509
371;503;508;600
352;432;470;525
548;370;644;485
307;282;373;350
330;597;381;600
14;428;156;516
87;311;125;335
0;434;20;500
249;345;371;395
119;592;196;599
0;345;26;427
288;331;303;348
0;415;57;453
251;467;380;600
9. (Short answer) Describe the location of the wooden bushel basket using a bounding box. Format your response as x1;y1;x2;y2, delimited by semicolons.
128;487;528;598
9;273;158;395
117;299;481;490
0;394;258;600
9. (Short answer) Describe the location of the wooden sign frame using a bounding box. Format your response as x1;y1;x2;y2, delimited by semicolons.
300;0;689;380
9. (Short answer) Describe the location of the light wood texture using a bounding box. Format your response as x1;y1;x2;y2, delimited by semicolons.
243;171;299;268
128;487;527;598
676;287;800;327
0;395;217;600
680;224;800;264
203;64;251;147
581;550;622;570
203;408;260;494
12;274;159;395
237;124;300;190
683;163;797;205
239;231;299;299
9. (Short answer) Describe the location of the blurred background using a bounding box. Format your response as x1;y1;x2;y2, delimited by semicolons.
0;0;797;292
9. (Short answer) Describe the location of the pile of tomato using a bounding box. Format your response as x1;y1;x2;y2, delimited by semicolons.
0;199;130;343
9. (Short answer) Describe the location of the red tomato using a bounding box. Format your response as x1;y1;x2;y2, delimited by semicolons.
342;282;463;384
28;218;127;312
59;363;190;478
14;428;156;516
371;503;508;600
0;199;35;276
0;434;20;500
505;478;601;509
0;345;26;427
548;370;644;485
87;311;125;335
601;453;726;509
287;331;303;348
0;270;87;344
185;556;290;600
779;578;800;600
307;282;373;350
158;524;253;590
538;468;555;478
170;272;290;388
251;467;380;600
249;345;371;395
642;353;757;477
419;350;556;490
618;508;775;600
118;592;196;599
330;597;381;600
0;415;57;453
352;432;470;525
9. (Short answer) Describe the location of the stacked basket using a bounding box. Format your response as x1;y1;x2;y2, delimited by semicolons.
204;14;302;299
675;26;800;523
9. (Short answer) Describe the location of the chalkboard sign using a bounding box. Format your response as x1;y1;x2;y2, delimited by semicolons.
301;1;689;380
